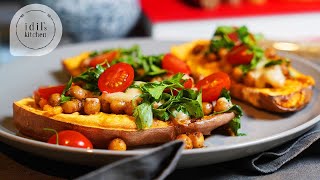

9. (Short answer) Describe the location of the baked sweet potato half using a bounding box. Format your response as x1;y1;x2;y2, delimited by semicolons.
170;28;315;113
62;52;90;77
13;98;235;148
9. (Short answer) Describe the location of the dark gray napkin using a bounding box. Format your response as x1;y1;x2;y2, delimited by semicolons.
76;124;320;180
76;141;184;180
251;128;320;173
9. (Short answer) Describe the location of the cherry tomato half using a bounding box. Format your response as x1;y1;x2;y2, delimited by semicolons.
227;32;240;44
47;130;93;149
89;51;119;67
183;77;193;89
195;72;231;102
98;62;134;93
227;31;255;45
34;85;66;100
226;44;253;65
162;53;191;75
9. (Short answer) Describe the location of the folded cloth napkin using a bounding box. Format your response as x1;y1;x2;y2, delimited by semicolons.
251;126;320;173
76;123;320;180
76;141;184;180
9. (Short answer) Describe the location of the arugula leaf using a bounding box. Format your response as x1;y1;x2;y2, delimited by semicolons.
60;77;73;104
239;47;264;74
213;104;243;136
236;26;255;47
73;64;106;92
133;73;204;127
210;35;234;53
90;45;141;58
212;89;244;136
210;25;252;53
210;25;265;74
226;105;244;136
141;83;168;100
89;51;98;58
153;108;170;121
133;102;153;129
214;26;235;36
219;88;231;101
179;97;203;119
264;59;289;68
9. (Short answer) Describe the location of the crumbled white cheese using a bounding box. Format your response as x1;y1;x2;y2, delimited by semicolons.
172;110;190;121
104;88;142;103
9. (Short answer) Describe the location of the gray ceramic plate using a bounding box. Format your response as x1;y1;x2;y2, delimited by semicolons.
0;39;319;168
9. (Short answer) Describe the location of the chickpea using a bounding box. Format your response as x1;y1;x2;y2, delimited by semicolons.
61;99;82;114
231;67;243;82
100;100;111;113
206;53;217;62
108;138;127;151
150;76;163;82
264;47;277;58
202;102;213;115
192;44;205;55
84;98;101;115
38;98;48;109
124;101;135;116
187;132;204;148
243;72;256;87
214;97;232;112
34;92;41;106
48;93;61;107
218;48;228;58
69;85;87;100
110;100;126;114
99;93;111;113
176;134;193;149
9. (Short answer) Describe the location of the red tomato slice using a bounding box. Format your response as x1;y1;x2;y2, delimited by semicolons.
227;32;240;44
195;72;231;102
47;130;93;149
89;51;119;67
35;85;66;100
227;31;255;45
162;53;191;75
183;77;193;89
226;44;253;65
98;63;134;93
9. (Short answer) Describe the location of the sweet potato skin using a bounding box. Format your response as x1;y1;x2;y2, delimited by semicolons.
13;98;235;148
230;80;313;113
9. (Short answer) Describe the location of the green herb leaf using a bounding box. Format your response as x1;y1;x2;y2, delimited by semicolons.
133;102;153;130
239;47;264;74
60;77;73;104
60;94;72;104
89;51;98;58
141;83;168;100
214;26;235;36
264;59;289;68
226;105;243;136
219;88;231;101
133;73;204;125
213;89;244;136
73;64;106;92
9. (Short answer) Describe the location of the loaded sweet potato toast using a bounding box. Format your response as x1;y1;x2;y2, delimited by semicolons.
14;52;243;150
171;26;315;112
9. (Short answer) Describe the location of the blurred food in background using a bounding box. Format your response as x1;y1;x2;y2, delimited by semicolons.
1;0;320;64
189;0;267;9
26;0;141;42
